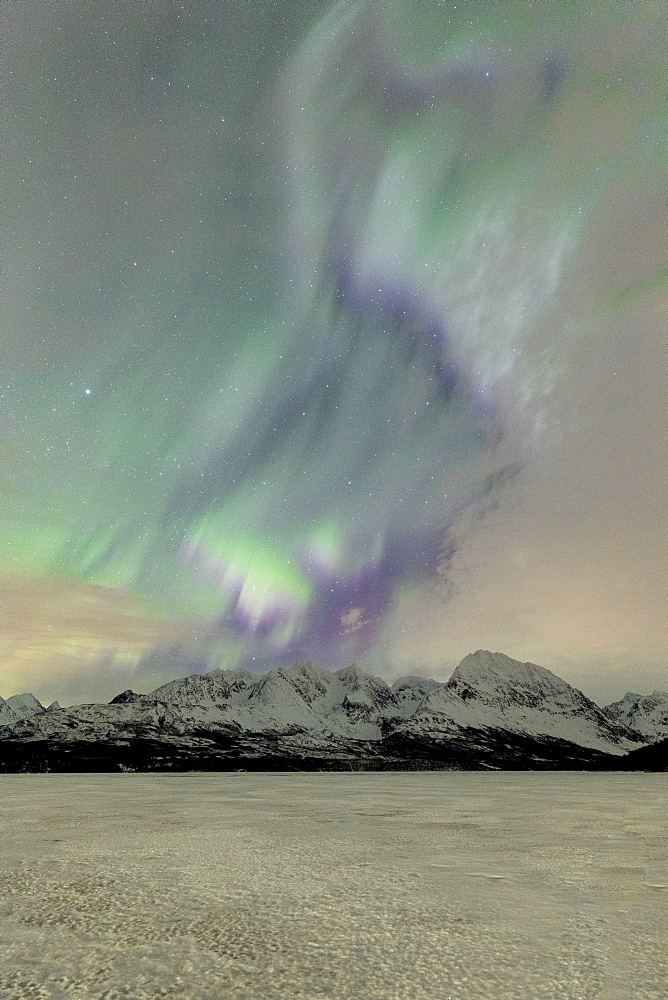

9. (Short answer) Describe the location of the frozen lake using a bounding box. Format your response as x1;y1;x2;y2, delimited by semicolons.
0;772;665;1000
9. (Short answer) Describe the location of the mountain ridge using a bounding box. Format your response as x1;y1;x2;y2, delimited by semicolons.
1;651;664;772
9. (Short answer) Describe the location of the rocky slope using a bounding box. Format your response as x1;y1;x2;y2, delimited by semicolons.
0;652;658;771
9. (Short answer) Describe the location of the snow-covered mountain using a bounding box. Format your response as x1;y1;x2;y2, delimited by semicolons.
142;661;420;739
0;652;658;771
0;663;426;746
390;676;442;718
603;690;668;743
393;650;640;754
6;693;45;720
0;697;21;728
0;693;59;728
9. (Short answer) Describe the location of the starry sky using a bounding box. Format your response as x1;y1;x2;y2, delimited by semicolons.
2;0;665;707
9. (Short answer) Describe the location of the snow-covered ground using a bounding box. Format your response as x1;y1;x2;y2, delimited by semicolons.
0;773;665;1000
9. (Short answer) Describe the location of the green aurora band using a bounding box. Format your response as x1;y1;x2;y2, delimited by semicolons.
2;0;664;671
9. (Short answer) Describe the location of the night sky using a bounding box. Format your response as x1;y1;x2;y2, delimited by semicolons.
2;1;665;707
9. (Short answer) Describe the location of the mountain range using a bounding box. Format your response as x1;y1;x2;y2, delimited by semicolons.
0;651;666;772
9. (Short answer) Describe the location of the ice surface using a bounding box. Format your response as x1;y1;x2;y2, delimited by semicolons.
0;772;665;1000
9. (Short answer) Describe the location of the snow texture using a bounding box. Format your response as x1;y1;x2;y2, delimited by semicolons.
0;773;665;1000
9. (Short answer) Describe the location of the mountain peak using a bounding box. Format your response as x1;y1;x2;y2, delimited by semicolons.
400;650;639;754
336;663;363;681
603;689;668;742
285;660;329;680
0;697;21;728
6;692;44;717
0;692;50;730
148;668;255;706
448;650;572;699
391;675;440;692
109;690;143;705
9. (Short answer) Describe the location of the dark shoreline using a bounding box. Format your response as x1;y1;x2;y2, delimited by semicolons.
1;734;665;774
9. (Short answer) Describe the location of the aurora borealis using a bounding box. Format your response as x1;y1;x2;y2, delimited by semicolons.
2;1;665;706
